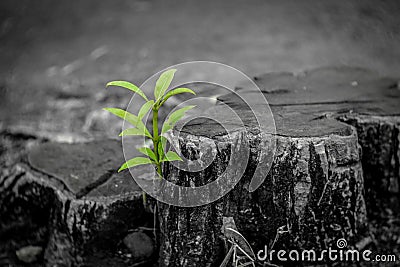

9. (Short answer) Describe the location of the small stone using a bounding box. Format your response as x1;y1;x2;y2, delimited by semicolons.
16;246;43;263
351;81;358;86
123;232;154;260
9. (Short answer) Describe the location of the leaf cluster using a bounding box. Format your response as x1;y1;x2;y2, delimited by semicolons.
104;69;196;175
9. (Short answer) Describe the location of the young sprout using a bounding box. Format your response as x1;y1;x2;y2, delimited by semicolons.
104;69;196;179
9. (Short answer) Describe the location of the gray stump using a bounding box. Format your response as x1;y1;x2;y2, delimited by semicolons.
0;137;154;266
159;66;400;266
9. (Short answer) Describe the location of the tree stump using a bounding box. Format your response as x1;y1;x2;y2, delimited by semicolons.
0;136;154;266
159;66;400;266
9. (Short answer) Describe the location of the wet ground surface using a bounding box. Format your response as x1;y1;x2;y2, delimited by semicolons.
1;0;400;124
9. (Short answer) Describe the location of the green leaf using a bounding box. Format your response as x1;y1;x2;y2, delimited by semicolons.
119;128;152;138
107;81;148;101
103;108;140;126
162;123;172;134
104;108;151;137
138;100;154;120
160;88;196;107
118;157;153;172
137;147;157;162
161;151;183;162
154;69;176;100
158;136;167;161
161;105;196;134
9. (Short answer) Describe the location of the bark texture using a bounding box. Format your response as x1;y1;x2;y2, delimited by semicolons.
339;115;400;214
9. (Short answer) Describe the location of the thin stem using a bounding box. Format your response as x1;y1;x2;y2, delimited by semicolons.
152;108;163;177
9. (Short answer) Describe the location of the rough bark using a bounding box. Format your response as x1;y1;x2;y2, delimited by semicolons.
159;66;400;266
339;115;400;214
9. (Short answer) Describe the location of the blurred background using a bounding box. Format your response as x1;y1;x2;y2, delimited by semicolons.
1;0;400;135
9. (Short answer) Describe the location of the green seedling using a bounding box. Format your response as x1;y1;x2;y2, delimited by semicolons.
104;69;196;179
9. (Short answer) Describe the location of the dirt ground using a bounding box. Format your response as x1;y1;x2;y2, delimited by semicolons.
1;0;400;118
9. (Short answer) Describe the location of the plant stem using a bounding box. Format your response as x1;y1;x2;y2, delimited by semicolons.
152;108;163;178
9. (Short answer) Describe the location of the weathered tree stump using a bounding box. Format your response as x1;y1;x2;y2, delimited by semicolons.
0;136;154;266
159;66;400;266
